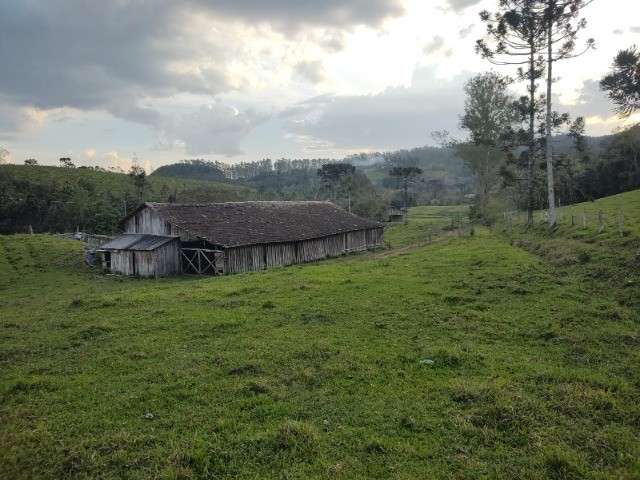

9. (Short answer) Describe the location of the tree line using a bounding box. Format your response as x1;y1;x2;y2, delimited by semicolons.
456;0;639;224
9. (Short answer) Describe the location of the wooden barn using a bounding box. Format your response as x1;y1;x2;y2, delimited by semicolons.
102;201;384;277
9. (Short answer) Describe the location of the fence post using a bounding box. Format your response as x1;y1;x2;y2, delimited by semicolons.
582;208;587;228
459;213;462;237
619;208;624;237
571;214;575;227
598;209;604;233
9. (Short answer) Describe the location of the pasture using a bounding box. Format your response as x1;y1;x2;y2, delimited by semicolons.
1;192;639;478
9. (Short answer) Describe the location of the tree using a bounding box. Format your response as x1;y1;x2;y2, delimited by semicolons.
600;45;640;119
24;159;38;165
459;72;521;216
0;147;9;165
477;0;547;224
59;157;75;168
477;0;593;227
316;163;355;203
540;0;594;227
389;166;422;217
129;160;147;199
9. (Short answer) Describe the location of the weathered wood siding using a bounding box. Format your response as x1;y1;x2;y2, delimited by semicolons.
103;240;181;278
124;209;189;240
224;227;384;274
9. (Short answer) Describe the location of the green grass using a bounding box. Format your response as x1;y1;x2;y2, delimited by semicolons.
1;191;639;478
384;205;472;249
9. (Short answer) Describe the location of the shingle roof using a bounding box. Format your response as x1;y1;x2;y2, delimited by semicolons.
130;201;383;248
100;234;178;251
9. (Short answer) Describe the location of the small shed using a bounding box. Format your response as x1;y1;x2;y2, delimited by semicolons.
388;207;406;222
99;234;181;278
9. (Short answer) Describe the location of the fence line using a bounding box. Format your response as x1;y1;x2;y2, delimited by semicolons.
503;207;629;236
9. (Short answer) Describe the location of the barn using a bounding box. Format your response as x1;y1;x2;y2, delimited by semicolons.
101;201;384;277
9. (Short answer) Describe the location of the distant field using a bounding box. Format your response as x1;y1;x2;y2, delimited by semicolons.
0;191;639;478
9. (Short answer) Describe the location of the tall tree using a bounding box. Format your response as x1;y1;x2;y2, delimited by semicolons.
129;161;147;199
477;0;593;227
540;0;594;227
600;45;640;119
459;72;520;215
389;166;422;217
477;0;547;224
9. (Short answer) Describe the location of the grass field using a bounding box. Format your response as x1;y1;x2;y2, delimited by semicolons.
1;192;639;478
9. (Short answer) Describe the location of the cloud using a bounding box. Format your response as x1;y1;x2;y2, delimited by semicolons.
0;103;48;140
423;36;454;57
459;25;475;39
631;26;640;33
0;1;403;133
282;66;467;151
444;0;482;12
190;0;404;33
294;60;327;84
613;29;624;35
159;103;269;156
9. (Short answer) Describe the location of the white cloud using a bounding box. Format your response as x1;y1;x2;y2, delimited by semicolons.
159;103;269;156
283;66;467;152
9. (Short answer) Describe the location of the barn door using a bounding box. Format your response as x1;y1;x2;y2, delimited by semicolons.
181;248;224;275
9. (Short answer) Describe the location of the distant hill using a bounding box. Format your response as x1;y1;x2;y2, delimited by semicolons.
0;164;254;235
152;159;230;183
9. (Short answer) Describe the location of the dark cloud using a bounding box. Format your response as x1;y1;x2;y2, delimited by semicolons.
190;0;404;33
283;67;466;150
0;1;233;114
0;0;403;145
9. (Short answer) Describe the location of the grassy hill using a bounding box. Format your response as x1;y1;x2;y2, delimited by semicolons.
0;164;254;234
1;191;639;478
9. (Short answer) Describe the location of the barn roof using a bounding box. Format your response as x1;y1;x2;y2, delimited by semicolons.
100;234;178;251
126;202;383;248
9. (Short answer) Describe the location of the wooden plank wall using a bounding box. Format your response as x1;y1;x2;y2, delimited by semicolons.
105;240;181;278
124;208;188;240
225;227;383;274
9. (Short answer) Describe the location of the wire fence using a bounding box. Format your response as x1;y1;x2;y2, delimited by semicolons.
503;207;631;237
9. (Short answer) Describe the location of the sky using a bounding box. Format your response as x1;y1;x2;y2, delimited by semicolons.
0;0;638;172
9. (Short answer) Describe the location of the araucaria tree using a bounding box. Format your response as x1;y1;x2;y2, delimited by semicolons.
477;0;593;227
389;166;422;216
600;45;640;119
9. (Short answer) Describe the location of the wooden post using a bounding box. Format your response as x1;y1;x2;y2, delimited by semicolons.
582;209;587;228
618;208;624;237
458;213;462;237
571;214;575;227
598;209;604;233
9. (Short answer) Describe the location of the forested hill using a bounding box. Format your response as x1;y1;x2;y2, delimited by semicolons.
0;165;253;235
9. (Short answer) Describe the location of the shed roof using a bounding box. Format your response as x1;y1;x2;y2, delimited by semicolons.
100;234;178;251
126;202;383;248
